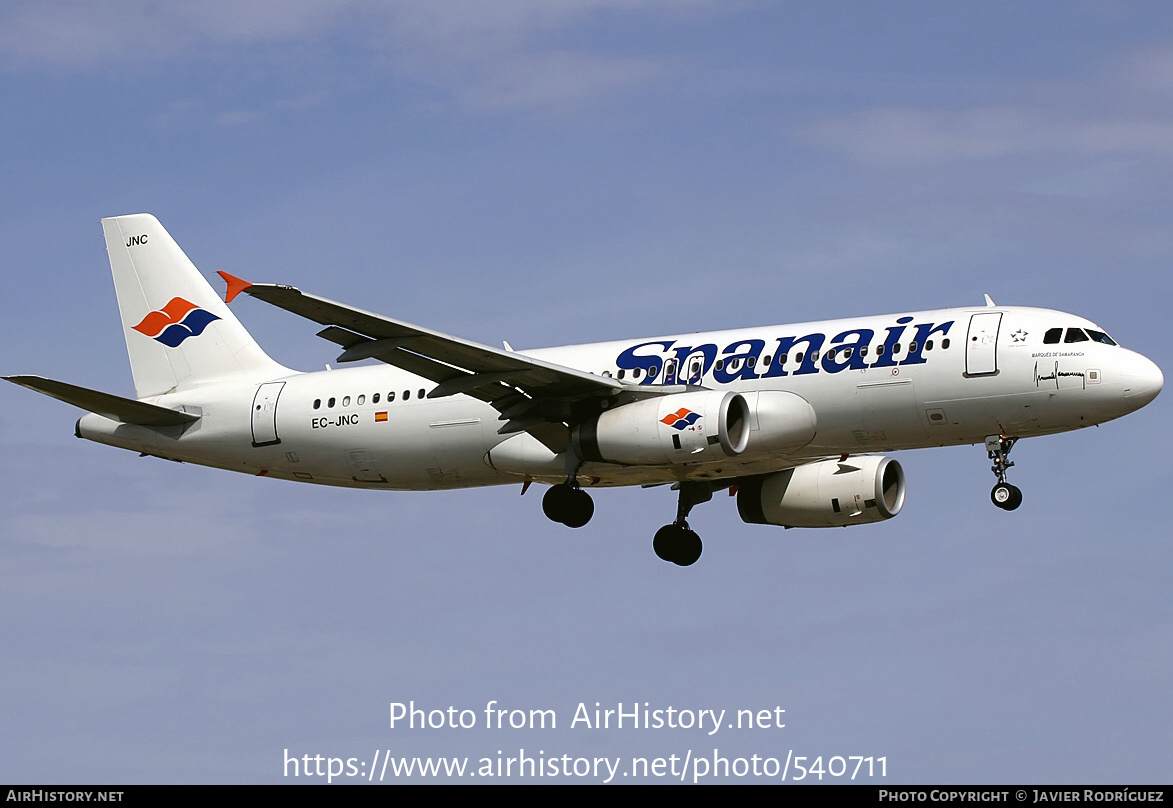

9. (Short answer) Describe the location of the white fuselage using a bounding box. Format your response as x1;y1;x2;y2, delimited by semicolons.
76;305;1163;491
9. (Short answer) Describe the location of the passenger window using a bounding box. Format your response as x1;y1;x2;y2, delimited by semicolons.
373;393;380;404
860;347;868;357
342;396;350;407
617;370;625;380
357;394;365;405
328;397;336;408
1044;328;1063;344
404;390;411;400
388;392;396;402
313;399;321;410
1065;329;1089;343
925;340;933;351
633;368;642;379
942;339;950;349
908;341;918;353
876;345;885;355
419;388;425;398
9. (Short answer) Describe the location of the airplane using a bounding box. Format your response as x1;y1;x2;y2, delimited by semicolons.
6;214;1164;566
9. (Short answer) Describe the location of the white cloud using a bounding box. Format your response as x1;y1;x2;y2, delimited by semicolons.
0;0;358;65
803;43;1173;167
215;109;266;127
806;105;1173;165
1116;47;1173;95
9;510;252;558
0;0;716;114
442;49;670;113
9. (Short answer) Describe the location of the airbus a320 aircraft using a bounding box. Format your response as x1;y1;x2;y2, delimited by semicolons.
7;215;1164;565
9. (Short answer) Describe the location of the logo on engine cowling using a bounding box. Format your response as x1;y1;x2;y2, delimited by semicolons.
660;408;701;430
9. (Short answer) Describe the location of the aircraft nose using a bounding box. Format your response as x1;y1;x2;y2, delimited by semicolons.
1122;352;1163;408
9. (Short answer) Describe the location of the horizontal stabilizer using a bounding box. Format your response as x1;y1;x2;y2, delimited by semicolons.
4;375;200;427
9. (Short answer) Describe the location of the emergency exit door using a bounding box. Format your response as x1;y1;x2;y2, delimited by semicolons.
965;312;1002;377
251;381;285;446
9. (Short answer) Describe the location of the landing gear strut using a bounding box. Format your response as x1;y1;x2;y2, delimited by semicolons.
985;435;1023;511
653;482;712;566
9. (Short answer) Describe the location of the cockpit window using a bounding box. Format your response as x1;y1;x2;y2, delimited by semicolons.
1043;328;1063;344
1086;329;1117;346
1064;328;1089;343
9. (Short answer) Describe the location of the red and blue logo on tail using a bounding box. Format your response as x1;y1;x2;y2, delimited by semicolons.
132;298;220;347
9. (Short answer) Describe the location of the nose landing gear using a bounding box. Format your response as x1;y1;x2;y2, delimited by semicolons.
986;435;1023;510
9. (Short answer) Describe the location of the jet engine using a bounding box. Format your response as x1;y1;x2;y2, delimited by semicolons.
737;390;817;458
572;390;750;465
737;455;905;528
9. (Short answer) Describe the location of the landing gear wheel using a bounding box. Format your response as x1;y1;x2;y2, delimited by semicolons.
542;483;594;527
990;482;1022;511
653;524;703;566
653;525;677;562
675;529;702;566
562;488;594;528
542;483;572;523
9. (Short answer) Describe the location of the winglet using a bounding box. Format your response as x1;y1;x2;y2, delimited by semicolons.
217;271;253;303
984;294;996;307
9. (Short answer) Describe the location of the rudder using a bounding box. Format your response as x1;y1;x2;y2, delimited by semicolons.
102;214;289;398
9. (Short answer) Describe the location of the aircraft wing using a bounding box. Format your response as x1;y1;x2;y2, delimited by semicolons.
4;375;200;427
219;273;635;448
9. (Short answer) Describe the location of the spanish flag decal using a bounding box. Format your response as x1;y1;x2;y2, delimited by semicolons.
375;412;388;422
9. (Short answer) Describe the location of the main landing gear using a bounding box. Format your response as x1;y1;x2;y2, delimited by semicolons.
653;482;712;567
985;435;1023;511
542;452;595;528
542;482;594;528
539;455;713;566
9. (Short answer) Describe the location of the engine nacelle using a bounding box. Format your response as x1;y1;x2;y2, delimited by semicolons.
738;390;818;459
573;390;750;465
737;455;905;528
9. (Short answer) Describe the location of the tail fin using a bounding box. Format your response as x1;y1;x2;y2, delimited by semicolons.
102;214;290;398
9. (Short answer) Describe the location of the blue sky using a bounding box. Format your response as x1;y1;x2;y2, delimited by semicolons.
2;1;1171;783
